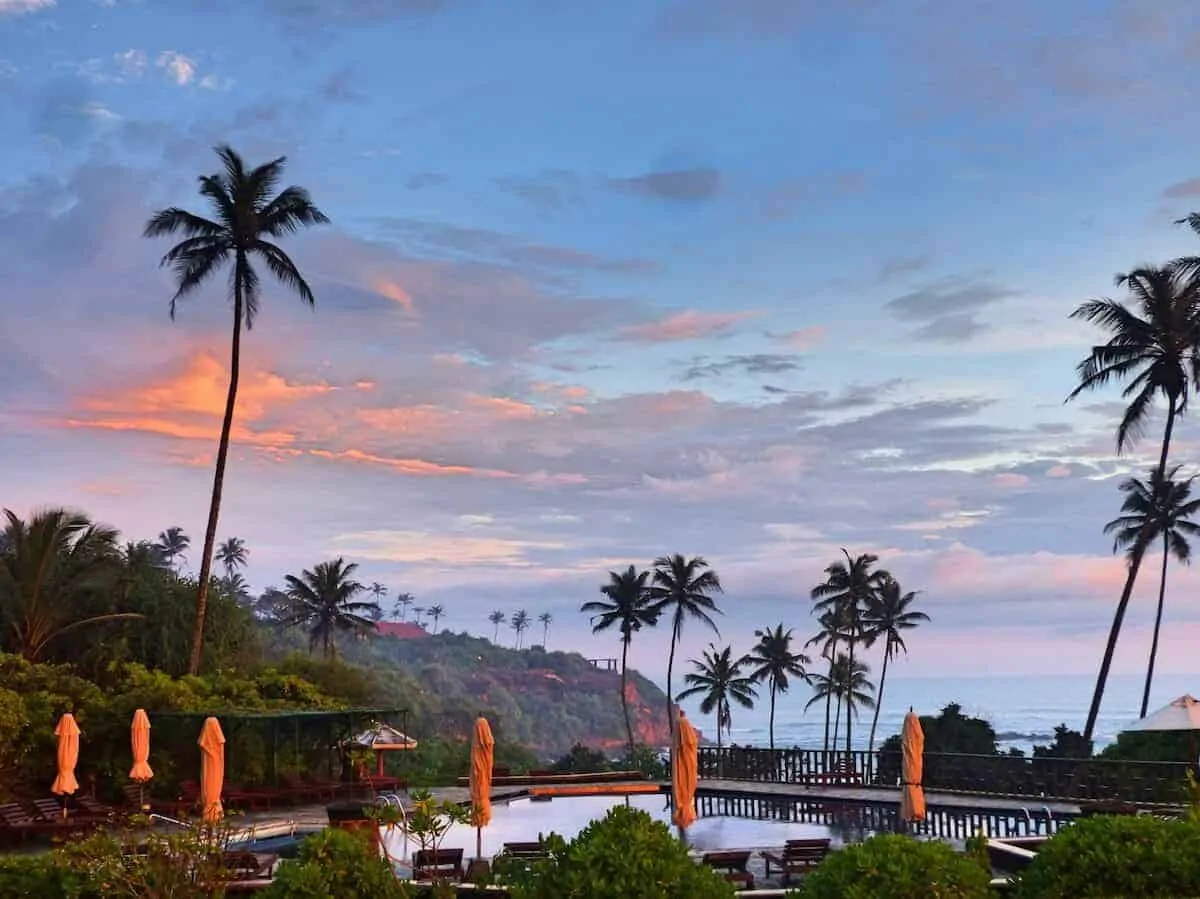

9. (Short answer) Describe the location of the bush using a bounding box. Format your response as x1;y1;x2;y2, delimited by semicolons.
263;827;411;898
0;855;80;898
1014;814;1200;898
796;834;994;899
506;805;734;899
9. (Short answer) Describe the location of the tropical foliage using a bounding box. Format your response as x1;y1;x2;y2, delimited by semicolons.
676;644;757;751
282;557;380;659
741;625;808;751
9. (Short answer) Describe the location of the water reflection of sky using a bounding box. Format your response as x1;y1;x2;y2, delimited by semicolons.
381;795;833;860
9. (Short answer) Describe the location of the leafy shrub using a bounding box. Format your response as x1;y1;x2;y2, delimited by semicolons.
263;827;410;898
1014;814;1200;898
796;834;993;899
506;805;734;899
0;855;79;898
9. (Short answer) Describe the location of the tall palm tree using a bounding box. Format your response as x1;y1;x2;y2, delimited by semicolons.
412;606;426;628
488;610;506;643
805;653;875;749
156;527;190;572
0;508;141;662
1104;466;1200;717
812;550;887;756
743;624;811;752
215;536;248;581
862;576;928;759
282;557;378;659
805;608;844;756
511;609;531;649
651;554;723;741
1067;264;1200;741
676;644;757;753
393;592;413;621
427;603;445;633
538;612;553;648
369;581;388;606
145;144;329;676
582;565;660;755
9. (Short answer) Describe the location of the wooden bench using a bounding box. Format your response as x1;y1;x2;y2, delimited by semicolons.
222;851;277;880
762;838;831;884
413;847;464;881
805;761;861;785
701;850;754;890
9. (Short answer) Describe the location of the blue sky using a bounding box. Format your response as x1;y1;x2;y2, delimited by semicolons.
4;0;1200;710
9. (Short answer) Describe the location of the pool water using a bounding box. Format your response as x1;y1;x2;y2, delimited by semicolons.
381;794;833;860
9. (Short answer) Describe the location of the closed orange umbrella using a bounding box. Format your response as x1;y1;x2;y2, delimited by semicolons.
198;717;225;825
899;709;926;823
130;709;153;811
51;713;81;819
671;709;698;832
469;717;494;858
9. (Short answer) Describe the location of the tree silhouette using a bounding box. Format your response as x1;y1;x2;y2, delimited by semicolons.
488;610;506;643
511;609;531;649
393;593;413;621
538;611;553;648
155;527;190;572
862;576;928;759
427;603;445;633
743;624;811;752
282;557;378;659
677;644;757;753
214;536;247;581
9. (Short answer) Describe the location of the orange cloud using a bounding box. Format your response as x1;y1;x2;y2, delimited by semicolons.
991;472;1031;488
531;381;591;402
465;395;540;420
308;447;519;479
616;310;758;343
62;416;297;446
373;278;417;315
356;405;453;437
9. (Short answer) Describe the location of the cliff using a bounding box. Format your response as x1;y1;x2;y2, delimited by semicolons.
338;630;673;756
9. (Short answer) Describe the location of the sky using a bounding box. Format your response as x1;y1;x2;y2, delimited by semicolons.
5;0;1200;702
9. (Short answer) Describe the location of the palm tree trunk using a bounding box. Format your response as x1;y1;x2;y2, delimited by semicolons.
1140;533;1171;718
1083;397;1177;742
188;270;243;676
845;639;855;759
666;617;680;757
621;636;635;757
822;639;837;758
868;641;891;780
493;622;499;642
768;684;777;752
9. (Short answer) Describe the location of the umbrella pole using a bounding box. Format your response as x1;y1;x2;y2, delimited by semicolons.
476;826;482;860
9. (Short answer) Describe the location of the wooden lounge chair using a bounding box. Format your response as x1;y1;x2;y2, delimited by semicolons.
225;786;275;811
0;803;40;841
412;847;465;881
762;838;831;884
500;840;548;857
222;851;277;880
702;850;755;890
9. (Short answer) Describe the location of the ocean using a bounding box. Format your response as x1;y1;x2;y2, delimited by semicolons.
674;672;1199;756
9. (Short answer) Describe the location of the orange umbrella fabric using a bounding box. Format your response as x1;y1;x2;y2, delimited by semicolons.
469;717;494;829
51;713;81;797
899;709;926;822
130;709;153;783
671;709;699;830
197;717;226;824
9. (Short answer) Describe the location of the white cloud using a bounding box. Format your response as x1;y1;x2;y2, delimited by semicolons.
198;73;232;91
79;102;120;121
114;49;147;77
0;0;54;15
156;51;196;86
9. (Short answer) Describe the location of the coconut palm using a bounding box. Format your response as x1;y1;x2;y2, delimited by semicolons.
511;609;531;649
676;644;757;753
156;527;190;572
582;565;660;755
538;612;553;648
488;610;506;643
145;144;329;676
215;536;248;581
743;624;811;752
0;508;142;662
1067;264;1200;741
812;550;887;756
282;557;378;659
862;576;928;760
805;653;875;747
1104;466;1200;717
651;554;723;740
805;608;844;756
427;603;445;633
393;592;414;621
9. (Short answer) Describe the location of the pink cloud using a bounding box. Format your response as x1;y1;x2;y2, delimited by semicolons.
615;310;758;343
774;326;826;351
991;472;1031;488
1046;464;1072;478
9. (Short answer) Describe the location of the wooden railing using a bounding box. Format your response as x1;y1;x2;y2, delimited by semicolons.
697;747;1191;805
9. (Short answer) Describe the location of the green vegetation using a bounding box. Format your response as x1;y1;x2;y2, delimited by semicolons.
677;644;757;751
1014;815;1200;898
742;626;806;751
797;835;994;899
504;805;735;899
265;828;411;899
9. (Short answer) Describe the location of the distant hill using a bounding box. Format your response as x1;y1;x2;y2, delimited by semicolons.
328;628;673;756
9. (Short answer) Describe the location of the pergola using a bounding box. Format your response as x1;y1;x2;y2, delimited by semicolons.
151;707;409;786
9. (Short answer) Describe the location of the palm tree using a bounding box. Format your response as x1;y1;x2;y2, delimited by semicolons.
582;566;660;755
0;508;142;661
214;536;248;581
743;624;811;752
282;557;378;659
488;610;506;643
156;527;190;572
369;581;387;606
862;576;929;761
537;612;553;648
427;603;445;633
393;593;414;621
805;608;844;756
676;645;757;754
145;145;329;676
1066;264;1200;741
651;554;723;741
812;550;887;756
511;609;531;649
805;653;875;750
1104;466;1200;717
